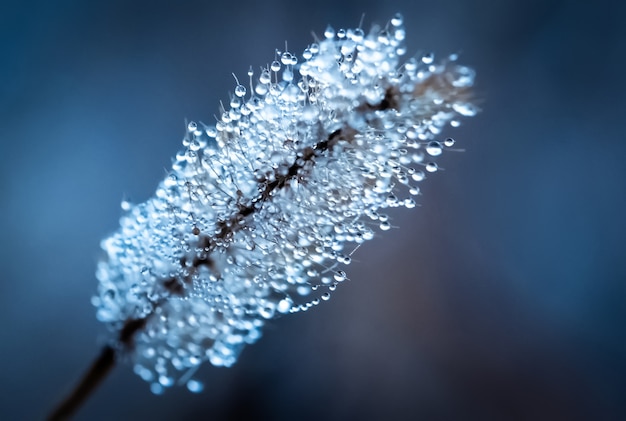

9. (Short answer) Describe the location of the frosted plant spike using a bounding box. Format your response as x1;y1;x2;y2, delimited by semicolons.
50;14;477;421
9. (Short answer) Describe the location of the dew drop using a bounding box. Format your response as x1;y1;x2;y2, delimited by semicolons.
229;96;241;108
426;141;443;156
281;51;295;66
103;289;116;301
282;67;294;82
391;13;404;27
321;292;331;301
334;270;346;282
150;383;164;395
271;60;281;72
259;70;271;84
205;126;217;137
451;66;475;88
444;137;455;147
452;102;478;117
324;25;335;39
158;375;174;387
277;297;292;314
411;171;425;182
187;121;197;132
425;162;439;172
421;52;434;64
259;305;275;319
187;379;204;393
143;347;156;358
380;221;391;231
255;83;268;96
234;84;246;97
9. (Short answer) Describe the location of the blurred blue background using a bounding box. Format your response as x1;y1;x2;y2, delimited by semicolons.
1;0;625;419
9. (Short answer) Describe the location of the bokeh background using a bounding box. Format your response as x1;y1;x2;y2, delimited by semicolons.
1;0;625;419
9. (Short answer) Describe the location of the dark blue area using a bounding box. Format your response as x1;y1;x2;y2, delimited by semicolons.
1;0;625;419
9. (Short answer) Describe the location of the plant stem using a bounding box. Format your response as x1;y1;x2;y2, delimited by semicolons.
48;346;117;421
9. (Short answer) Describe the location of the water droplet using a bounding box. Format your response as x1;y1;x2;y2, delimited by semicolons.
380;221;391;231
234;84;246;97
277;297;292;314
103;289;116;301
391;13;404;27
303;48;312;60
425;162;439;172
255;83;268;95
205;126;217;137
426;141;443;156
282;68;294;82
281;52;293;66
271;60;281;72
187;379;204;393
452;102;478;117
444;137;455;147
120;200;131;211
451;66;475;88
334;270;346;282
187;121;197;132
150;383;164;395
352;28;364;42
259;70;271;84
411;171;425;182
321;292;331;301
421;52;434;64
337;28;346;39
158;375;174;387
324;25;335;39
259;305;275;319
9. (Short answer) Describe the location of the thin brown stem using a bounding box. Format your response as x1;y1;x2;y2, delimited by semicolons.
48;317;148;420
48;346;116;421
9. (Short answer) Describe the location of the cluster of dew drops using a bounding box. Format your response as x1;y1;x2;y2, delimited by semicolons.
112;13;475;395
174;13;469;319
